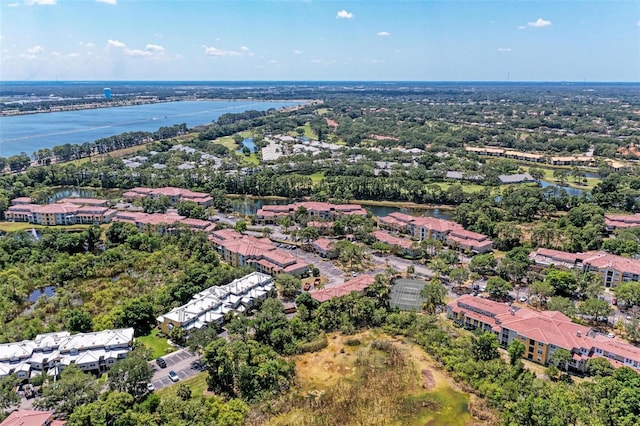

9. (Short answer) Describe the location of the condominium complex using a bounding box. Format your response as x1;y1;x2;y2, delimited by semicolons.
157;272;274;334
122;187;213;206
605;213;640;232
256;201;367;224
529;248;640;287
0;328;134;379
378;212;493;254
209;229;309;276
448;295;640;372
310;274;375;303
113;211;215;234
5;198;117;226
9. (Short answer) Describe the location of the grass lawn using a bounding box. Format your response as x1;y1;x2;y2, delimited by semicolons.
520;165;600;190
433;182;489;193
301;123;317;139
156;372;209;399
239;153;260;166
137;329;173;359
267;331;477;426
308;171;325;184
0;223;96;233
211;135;240;150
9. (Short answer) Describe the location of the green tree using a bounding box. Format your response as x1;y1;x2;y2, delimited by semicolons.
276;215;294;233
35;364;100;417
586;357;614;377
614;281;640;308
472;332;500;361
234;220;247;234
107;353;153;397
65;309;93;333
547;296;576;317
529;280;555;307
468;253;496;276
549;348;572;372
177;383;192;401
115;299;156;336
508;340;526;366
579;298;612;323
486;276;513;300
0;375;19;412
276;274;302;299
449;266;470;288
420;280;446;314
544;269;578;298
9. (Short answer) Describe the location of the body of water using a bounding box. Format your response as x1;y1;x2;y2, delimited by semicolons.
539;180;585;197
0;100;301;157
49;187;97;202
28;286;56;303
229;197;453;220
237;137;256;153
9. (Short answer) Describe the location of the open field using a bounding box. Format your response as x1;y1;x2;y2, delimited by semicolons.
520;165;600;190
308;171;325;184
0;223;95;233
156;372;208;399
137;328;173;359
211;135;240;150
260;330;480;426
434;182;490;193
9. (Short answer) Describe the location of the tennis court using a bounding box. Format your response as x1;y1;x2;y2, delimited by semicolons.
390;278;427;311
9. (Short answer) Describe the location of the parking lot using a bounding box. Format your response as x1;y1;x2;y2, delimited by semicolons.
150;349;204;391
282;246;346;287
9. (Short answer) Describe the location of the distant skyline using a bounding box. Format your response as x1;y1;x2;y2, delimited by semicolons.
1;0;638;82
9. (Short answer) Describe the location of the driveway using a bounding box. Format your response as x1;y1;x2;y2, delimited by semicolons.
281;246;345;287
150;349;204;391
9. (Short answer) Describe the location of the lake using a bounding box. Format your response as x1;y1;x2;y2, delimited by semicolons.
28;286;56;303
539;180;585;197
0;100;301;157
237;137;256;153
229;197;453;220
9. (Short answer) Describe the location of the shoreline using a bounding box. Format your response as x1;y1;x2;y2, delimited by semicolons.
0;98;314;118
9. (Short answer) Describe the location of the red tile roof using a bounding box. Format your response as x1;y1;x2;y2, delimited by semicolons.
310;275;375;303
1;410;57;426
313;238;335;251
372;230;413;249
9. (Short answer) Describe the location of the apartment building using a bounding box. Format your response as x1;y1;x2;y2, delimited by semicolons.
377;212;493;254
529;248;640;287
0;328;134;379
122;187;213;207
312;238;337;259
605;213;640;232
310;274;375;303
209;229;309;276
372;230;420;256
448;295;640;372
256;201;367;224
5;199;117;226
157;272;273;334
112;211;215;234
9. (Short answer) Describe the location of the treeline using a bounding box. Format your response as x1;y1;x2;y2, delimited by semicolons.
0;222;250;343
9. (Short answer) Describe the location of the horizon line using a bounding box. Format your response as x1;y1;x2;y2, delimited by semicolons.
1;80;639;85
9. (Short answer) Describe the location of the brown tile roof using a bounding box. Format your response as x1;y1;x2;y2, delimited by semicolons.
310;275;375;303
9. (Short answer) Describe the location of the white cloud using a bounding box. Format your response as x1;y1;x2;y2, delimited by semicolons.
240;46;250;51
336;9;353;19
96;0;117;4
292;49;302;55
26;45;44;54
497;47;512;52
79;42;96;49
124;49;151;57
527;18;552;28
24;0;56;5
145;44;165;53
203;46;241;57
67;52;80;58
108;39;126;48
517;25;526;30
377;31;390;36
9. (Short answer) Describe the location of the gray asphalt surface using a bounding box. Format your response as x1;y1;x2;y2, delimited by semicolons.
150;349;204;391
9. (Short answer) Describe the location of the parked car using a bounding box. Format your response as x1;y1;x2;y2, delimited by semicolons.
168;371;179;382
156;358;167;368
519;296;528;303
147;383;155;392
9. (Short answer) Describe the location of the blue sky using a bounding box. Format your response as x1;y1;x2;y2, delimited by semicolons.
1;0;638;81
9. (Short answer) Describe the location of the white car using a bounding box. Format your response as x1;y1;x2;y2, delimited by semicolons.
519;296;528;303
146;383;155;392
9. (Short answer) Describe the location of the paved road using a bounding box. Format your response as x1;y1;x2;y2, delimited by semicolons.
150;349;204;391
